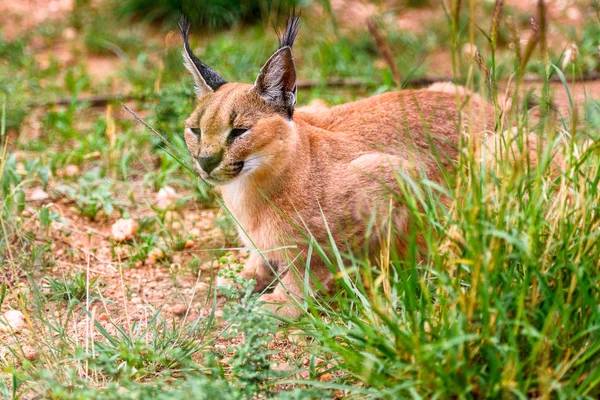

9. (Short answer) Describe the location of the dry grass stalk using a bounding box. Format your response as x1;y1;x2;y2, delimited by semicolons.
490;0;503;48
367;18;402;87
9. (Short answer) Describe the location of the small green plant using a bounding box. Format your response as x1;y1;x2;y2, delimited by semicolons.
218;255;280;397
55;168;123;220
43;270;99;302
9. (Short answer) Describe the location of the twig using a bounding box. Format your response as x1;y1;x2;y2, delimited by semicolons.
367;18;402;87
32;94;145;108
27;73;600;110
296;78;373;89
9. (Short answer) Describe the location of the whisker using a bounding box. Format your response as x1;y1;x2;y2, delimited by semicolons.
245;153;276;163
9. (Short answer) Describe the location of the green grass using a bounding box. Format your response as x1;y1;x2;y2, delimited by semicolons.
1;1;600;398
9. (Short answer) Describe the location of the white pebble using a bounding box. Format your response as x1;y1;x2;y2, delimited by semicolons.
1;310;26;332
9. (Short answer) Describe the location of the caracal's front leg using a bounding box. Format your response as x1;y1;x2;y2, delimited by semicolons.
258;259;334;319
217;251;277;293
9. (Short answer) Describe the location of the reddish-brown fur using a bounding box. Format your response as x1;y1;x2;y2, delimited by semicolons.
184;79;496;317
179;16;558;318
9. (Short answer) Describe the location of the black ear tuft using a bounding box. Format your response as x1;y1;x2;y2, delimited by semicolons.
277;12;301;50
252;12;300;119
178;13;227;93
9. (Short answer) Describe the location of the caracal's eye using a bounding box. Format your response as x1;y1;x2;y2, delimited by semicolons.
191;128;201;137
228;128;247;142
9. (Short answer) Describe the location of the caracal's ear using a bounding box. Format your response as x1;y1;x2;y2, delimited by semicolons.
252;14;300;119
179;14;226;96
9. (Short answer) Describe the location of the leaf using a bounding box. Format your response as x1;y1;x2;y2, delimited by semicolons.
0;283;6;308
39;206;50;227
550;63;574;111
15;189;26;214
38;166;50;189
103;202;114;216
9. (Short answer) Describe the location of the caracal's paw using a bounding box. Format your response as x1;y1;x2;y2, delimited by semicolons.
258;293;304;320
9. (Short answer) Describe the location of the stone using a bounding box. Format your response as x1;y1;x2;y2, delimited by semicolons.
111;218;138;242
169;304;187;315
189;228;202;239
146;248;165;265
156;186;178;209
28;188;49;202
22;345;38;361
1;310;26;332
63;164;80;177
319;373;333;382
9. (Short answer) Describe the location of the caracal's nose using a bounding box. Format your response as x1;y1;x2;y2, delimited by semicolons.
197;152;222;174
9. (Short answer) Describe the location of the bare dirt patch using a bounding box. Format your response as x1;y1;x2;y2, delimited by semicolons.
0;0;73;40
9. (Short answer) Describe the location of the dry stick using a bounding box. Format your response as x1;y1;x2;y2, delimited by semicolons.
29;72;600;110
33;94;142;108
506;17;521;67
537;0;548;64
520;17;540;81
490;0;504;106
30;79;373;108
367;18;402;87
296;78;371;89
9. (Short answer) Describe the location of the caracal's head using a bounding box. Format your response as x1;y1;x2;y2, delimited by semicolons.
180;15;300;186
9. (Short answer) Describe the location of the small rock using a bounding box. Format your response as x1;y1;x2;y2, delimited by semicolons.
22;345;38;361
157;186;179;209
111;218;138;242
16;162;26;175
566;6;581;21
298;370;310;380
63;164;80;177
214;343;226;351
319;373;333;382
169;304;187;315
146;248;165;265
130;297;142;304
1;310;26;332
195;282;210;292
272;362;290;372
28;188;49;202
164;210;179;222
172;255;183;264
189;228;202;239
288;329;307;346
462;43;478;58
62;27;77;40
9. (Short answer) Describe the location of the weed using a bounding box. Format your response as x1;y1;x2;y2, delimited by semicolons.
43;271;100;303
55;168;124;220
